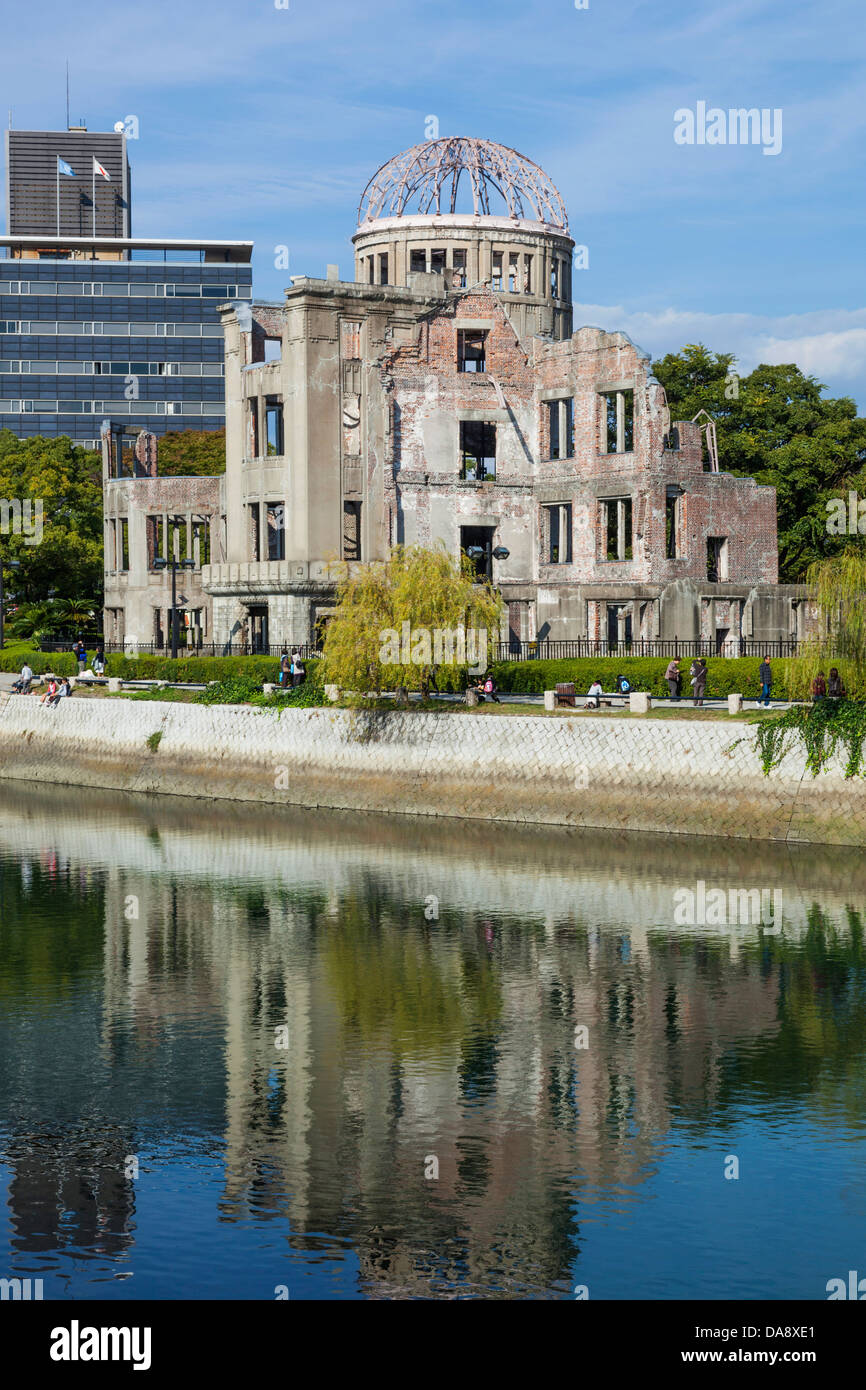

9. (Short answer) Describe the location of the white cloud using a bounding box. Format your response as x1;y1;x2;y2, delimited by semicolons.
573;301;866;406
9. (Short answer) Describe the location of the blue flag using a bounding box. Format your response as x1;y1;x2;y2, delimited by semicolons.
57;157;75;176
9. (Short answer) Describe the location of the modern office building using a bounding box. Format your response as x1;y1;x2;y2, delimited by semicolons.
0;125;252;448
5;126;131;238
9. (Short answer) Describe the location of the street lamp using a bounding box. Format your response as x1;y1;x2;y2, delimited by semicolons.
492;546;510;560
153;554;195;660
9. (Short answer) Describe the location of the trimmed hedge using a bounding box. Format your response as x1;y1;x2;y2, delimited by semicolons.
0;644;322;686
489;656;864;700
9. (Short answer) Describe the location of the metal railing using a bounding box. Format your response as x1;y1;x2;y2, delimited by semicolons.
93;636;809;663
36;636;104;651
102;640;323;660
492;637;805;662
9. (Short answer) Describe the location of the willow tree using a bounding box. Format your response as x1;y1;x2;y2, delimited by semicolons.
322;544;503;696
791;548;866;697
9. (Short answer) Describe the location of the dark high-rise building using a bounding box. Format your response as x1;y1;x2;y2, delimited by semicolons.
6;127;131;238
0;123;252;448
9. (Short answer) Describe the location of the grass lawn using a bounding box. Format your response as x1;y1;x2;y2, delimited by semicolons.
455;702;780;721
10;680;782;722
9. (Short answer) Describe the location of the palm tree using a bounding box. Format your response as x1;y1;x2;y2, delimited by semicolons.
57;597;98;630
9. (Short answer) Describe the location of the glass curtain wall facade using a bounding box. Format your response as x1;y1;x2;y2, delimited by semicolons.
0;241;252;448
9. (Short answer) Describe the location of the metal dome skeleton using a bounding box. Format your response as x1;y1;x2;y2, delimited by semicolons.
357;137;569;232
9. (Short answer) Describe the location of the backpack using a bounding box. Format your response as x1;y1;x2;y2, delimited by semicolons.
484;678;494;693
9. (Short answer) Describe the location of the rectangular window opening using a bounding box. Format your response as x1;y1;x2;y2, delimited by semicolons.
601;388;635;454
248;502;261;562
460;525;494;581
603;497;633;561
265;396;284;456
457;329;487;373
193;519;211;568
666;490;680;559
546;398;574;459
707;535;728;581
267;503;285;561
343;500;361;561
460;420;496;481
544;503;572;564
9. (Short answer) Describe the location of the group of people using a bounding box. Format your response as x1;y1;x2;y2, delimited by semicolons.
278;651;306;688
810;668;847;700
38;676;73;707
663;658;710;706
72;640;106;677
473;674;500;703
11;663;73;706
585;674;632;709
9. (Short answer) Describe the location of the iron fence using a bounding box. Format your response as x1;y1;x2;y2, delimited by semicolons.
492;637;805;662
102;641;324;661
91;636;811;663
37;636;104;652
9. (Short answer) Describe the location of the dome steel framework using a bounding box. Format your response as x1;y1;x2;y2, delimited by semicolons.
357;137;569;232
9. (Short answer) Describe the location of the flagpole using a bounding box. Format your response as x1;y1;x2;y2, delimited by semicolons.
92;161;96;238
56;160;60;237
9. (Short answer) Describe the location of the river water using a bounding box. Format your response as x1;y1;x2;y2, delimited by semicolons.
0;781;864;1300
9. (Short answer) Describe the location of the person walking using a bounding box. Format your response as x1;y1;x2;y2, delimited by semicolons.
92;645;106;678
291;651;305;688
690;657;708;707
664;659;681;702
74;640;87;675
759;655;772;706
278;651;290;688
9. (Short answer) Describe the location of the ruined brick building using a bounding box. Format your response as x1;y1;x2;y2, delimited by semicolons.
103;136;807;653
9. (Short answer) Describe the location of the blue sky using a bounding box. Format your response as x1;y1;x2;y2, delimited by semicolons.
2;0;865;406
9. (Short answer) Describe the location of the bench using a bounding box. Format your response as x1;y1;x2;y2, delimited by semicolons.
549;686;633;710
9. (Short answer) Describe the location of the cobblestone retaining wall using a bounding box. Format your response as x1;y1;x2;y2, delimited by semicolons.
0;696;863;845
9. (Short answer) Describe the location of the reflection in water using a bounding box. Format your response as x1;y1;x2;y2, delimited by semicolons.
0;782;865;1299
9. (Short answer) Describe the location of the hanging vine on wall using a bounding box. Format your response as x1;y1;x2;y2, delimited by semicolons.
754;701;866;779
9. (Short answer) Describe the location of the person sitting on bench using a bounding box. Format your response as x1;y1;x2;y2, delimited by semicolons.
585;678;603;710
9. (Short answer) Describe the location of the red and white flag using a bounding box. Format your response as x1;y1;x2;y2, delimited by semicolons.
93;157;111;180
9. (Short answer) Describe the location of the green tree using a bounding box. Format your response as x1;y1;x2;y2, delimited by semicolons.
0;431;103;615
652;346;866;580
155;428;226;476
322;544;503;696
791;549;866;696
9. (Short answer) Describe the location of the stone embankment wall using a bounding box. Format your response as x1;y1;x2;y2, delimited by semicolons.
0;696;863;845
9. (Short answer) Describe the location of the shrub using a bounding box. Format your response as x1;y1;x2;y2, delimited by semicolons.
194;675;327;708
194;675;264;706
754;699;866;778
0;644;323;687
488;656;864;700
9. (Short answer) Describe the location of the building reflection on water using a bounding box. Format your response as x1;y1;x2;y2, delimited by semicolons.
1;783;864;1298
